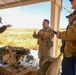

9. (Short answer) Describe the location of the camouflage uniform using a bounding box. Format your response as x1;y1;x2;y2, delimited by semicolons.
33;26;54;67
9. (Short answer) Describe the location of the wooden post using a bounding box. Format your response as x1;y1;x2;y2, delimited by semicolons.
50;0;62;57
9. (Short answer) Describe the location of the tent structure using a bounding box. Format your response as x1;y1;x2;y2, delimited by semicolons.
0;0;62;57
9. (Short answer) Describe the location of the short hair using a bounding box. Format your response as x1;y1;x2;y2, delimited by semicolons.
43;19;49;24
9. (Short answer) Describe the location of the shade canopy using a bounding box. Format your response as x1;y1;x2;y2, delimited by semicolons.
0;0;50;9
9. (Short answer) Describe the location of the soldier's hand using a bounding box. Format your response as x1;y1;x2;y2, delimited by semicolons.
33;30;37;36
38;31;44;36
34;30;36;34
33;30;36;35
6;24;12;28
56;31;61;38
50;34;54;39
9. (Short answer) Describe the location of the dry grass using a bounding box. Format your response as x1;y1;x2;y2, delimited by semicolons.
0;28;66;55
0;28;39;50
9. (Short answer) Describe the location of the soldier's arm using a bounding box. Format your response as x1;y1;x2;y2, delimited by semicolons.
33;30;41;39
0;25;7;33
58;19;76;41
45;31;54;39
0;24;12;33
33;33;39;39
43;29;54;39
37;29;54;39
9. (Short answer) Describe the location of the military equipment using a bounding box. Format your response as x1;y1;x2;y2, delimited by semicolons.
0;46;30;67
0;46;35;75
53;30;57;34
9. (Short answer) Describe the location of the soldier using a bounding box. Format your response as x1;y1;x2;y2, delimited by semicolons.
33;19;54;68
57;0;76;75
60;14;73;75
0;25;12;33
60;14;72;53
0;17;12;33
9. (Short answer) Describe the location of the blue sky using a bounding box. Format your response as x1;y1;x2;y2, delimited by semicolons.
0;0;72;29
60;0;72;28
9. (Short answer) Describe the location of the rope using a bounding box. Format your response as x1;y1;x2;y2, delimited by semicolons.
62;6;71;13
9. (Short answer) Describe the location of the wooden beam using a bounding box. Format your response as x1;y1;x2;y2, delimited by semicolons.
50;0;62;57
55;0;63;10
0;0;48;9
0;0;59;9
49;0;55;2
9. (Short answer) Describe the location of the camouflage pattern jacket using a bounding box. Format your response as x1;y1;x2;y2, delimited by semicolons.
33;26;54;58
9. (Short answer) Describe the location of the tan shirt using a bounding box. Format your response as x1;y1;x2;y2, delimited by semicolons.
59;11;76;57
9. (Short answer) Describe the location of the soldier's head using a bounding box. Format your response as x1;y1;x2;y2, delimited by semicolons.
69;0;76;10
42;19;49;28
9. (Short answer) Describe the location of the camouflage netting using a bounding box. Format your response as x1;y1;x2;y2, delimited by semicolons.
0;46;30;60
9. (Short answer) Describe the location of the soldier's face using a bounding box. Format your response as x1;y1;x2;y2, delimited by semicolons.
72;0;76;10
42;21;49;28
